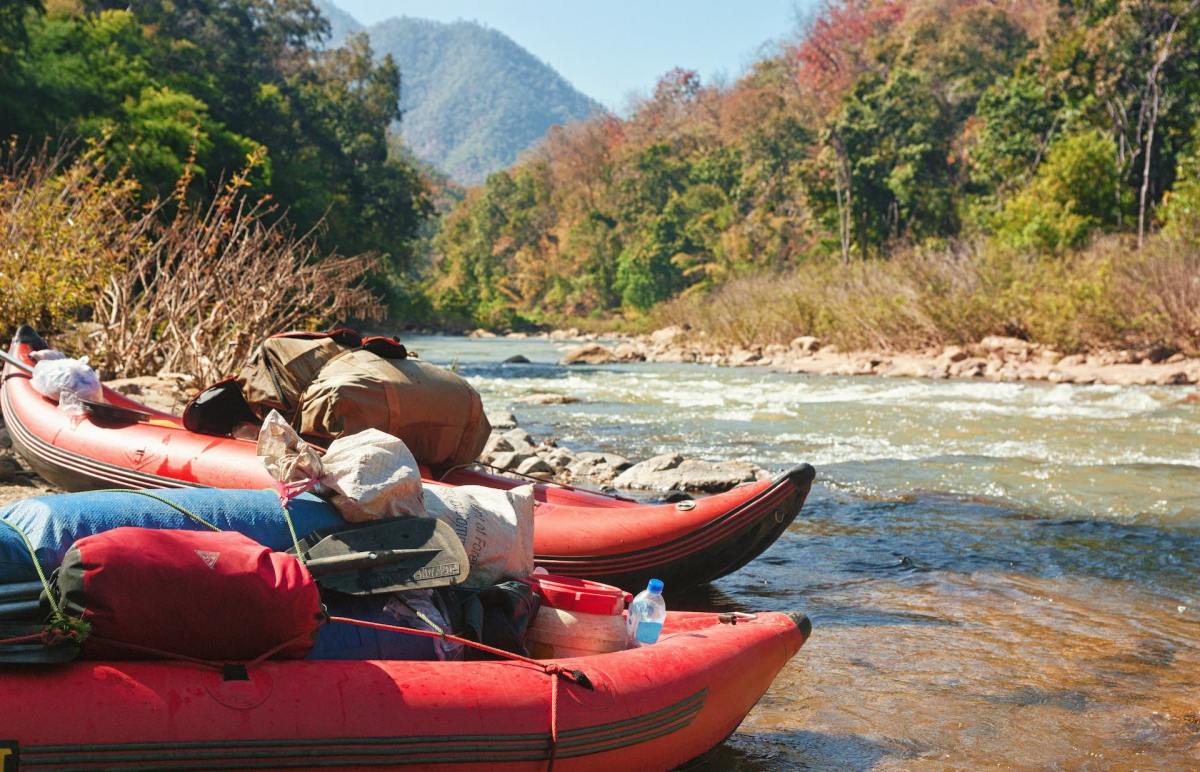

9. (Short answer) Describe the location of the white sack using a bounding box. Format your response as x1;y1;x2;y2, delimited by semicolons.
30;355;101;415
319;428;425;523
422;483;535;588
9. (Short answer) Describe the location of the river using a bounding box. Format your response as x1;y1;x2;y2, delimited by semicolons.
407;334;1200;770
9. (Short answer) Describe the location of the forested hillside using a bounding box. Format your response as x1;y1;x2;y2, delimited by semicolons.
362;16;603;184
430;0;1200;354
0;0;428;274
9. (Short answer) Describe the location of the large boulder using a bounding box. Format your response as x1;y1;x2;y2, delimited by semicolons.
561;343;618;365
613;453;760;493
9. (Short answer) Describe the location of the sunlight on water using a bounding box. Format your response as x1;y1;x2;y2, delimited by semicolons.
410;334;1200;525
406;335;1200;769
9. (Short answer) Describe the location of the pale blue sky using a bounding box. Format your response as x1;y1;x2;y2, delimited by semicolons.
333;1;809;111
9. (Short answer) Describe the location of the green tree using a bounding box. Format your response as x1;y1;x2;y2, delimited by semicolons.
1161;122;1200;237
829;68;957;256
995;129;1122;252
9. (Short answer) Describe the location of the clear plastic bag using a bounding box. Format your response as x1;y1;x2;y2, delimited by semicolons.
30;355;102;415
256;410;324;486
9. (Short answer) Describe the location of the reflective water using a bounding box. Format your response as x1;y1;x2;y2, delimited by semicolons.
408;334;1200;769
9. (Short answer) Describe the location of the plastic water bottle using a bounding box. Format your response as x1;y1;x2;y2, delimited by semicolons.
627;578;666;646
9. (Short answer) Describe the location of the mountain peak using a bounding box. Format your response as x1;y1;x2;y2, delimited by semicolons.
315;1;602;185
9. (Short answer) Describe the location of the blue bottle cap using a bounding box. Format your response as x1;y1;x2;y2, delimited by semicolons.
647;578;664;593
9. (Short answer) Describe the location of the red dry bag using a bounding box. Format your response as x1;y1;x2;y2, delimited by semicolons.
56;527;322;661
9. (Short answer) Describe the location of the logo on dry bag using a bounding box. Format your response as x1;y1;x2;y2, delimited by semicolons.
195;550;220;569
0;741;17;772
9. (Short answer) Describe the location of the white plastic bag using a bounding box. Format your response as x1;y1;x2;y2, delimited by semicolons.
30;355;101;415
319;428;425;523
421;484;535;588
256;410;324;486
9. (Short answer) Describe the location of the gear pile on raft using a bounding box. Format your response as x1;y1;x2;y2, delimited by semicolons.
0;324;814;770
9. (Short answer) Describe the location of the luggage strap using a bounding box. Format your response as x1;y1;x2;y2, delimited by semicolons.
0;518;90;646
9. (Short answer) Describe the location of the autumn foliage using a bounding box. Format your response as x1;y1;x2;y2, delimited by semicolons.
430;0;1200;354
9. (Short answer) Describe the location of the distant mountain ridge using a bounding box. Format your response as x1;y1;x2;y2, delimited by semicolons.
316;1;602;185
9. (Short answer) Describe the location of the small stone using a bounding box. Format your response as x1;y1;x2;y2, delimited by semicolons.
501;428;536;452
561;343;618;365
727;348;762;367
540;448;575;470
485;411;518;431
941;346;969;363
0;454;18;483
1157;370;1191;386
515;456;555;477
502;355;531;364
789;336;821;354
482;434;513;457
490;451;533;471
514;393;580;405
649;326;684;346
611;342;646;362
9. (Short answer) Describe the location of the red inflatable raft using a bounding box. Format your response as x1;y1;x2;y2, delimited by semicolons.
1;327;815;589
0;609;810;770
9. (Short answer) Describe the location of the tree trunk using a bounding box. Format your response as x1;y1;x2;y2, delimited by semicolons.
1138;80;1161;250
832;133;852;263
1137;0;1199;249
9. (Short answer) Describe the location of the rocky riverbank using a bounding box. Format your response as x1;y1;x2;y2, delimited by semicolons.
551;327;1200;387
478;410;768;494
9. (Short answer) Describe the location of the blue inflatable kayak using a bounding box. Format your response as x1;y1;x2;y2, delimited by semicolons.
0;488;342;584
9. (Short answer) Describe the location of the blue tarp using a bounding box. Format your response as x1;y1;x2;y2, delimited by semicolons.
0;488;342;584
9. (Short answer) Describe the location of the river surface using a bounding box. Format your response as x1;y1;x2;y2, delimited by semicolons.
408;334;1200;770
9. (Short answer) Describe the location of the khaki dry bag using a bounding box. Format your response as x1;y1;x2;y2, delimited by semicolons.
235;330;490;466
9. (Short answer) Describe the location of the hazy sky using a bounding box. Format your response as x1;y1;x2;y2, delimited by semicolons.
332;0;809;110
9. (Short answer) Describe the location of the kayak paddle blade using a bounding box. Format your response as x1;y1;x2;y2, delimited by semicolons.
297;516;470;595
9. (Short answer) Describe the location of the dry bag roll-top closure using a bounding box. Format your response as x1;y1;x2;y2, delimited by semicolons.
228;329;490;466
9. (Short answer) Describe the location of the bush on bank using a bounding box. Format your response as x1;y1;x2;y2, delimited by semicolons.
652;234;1200;357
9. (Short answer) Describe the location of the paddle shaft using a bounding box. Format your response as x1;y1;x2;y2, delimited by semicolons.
0;348;33;375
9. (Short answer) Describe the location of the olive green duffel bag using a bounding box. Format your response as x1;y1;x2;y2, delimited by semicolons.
233;329;490;466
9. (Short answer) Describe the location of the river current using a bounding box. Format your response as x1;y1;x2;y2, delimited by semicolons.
408;334;1200;770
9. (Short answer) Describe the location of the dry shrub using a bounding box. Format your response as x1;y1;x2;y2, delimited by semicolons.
653;236;1200;355
89;156;382;383
2;141;383;382
0;142;137;334
1109;235;1200;355
653;244;1005;351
